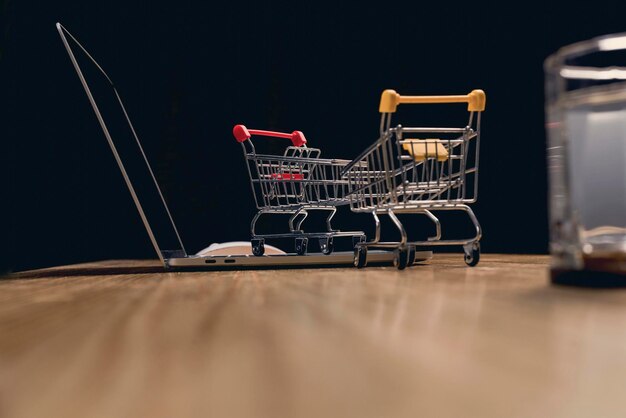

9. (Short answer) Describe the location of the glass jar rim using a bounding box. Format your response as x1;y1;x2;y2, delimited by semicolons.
544;32;626;73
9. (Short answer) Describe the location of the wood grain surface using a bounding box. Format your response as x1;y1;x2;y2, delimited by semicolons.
2;254;626;418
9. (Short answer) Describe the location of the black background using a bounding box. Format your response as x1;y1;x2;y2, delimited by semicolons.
2;0;625;273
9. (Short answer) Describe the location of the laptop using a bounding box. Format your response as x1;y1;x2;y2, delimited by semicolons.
55;22;432;270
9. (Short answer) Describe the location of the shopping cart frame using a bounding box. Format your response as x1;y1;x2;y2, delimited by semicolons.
234;124;366;256
342;89;485;269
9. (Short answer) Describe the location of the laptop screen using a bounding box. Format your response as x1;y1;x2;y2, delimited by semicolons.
56;23;187;262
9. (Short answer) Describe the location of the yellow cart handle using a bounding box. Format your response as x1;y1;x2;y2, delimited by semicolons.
379;89;486;113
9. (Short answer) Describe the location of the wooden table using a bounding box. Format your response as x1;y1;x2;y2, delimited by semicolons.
2;254;626;418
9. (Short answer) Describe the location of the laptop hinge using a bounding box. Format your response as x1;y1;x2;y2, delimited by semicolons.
162;250;187;260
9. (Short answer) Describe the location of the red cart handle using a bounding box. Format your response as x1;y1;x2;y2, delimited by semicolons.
233;124;307;147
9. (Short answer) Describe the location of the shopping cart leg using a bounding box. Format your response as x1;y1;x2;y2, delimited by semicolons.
407;245;417;267
372;212;381;244
460;205;481;267
462;205;482;242
325;208;338;232
387;210;408;247
423;210;442;241
352;235;366;248
250;211;263;237
388;211;409;270
289;209;308;233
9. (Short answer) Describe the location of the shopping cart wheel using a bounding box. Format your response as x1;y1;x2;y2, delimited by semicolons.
353;246;367;268
319;237;334;255
407;246;417;267
464;242;480;267
393;247;410;270
251;238;265;256
295;237;308;255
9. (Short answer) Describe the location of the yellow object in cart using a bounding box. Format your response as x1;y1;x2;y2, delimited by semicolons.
402;139;449;162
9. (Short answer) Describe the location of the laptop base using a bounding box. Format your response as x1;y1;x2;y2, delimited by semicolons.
167;250;433;270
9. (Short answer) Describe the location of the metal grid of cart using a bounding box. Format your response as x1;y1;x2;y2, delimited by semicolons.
233;124;365;256
342;89;486;269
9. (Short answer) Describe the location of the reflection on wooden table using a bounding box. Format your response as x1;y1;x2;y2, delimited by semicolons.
1;254;625;418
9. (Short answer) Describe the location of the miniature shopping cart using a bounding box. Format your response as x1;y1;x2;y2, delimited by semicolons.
233;124;366;256
342;89;486;269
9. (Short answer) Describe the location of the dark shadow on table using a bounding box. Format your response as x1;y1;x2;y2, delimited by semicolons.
1;261;167;280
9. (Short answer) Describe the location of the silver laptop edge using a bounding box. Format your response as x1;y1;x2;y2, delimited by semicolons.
56;22;432;269
56;22;185;265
